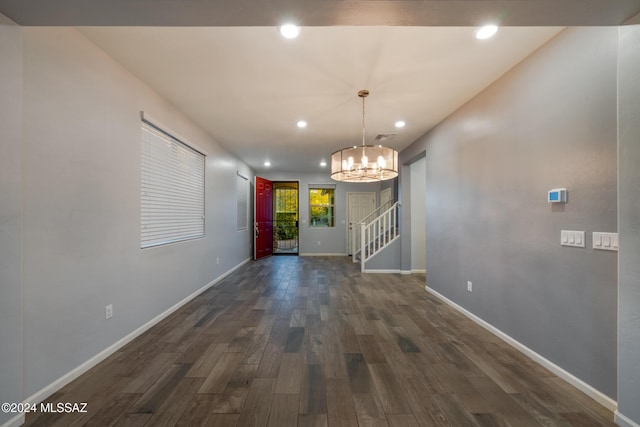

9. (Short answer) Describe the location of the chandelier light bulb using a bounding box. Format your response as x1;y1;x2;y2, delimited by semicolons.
377;156;386;168
361;155;368;167
347;156;354;168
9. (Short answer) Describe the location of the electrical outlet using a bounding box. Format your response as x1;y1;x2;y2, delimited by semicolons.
216;257;220;264
467;281;473;292
317;241;321;246
105;304;113;319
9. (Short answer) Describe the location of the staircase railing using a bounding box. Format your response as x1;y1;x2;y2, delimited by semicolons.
351;200;394;261
355;202;400;272
360;200;394;226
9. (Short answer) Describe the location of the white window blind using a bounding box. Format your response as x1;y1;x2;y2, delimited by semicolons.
237;172;248;230
141;120;205;248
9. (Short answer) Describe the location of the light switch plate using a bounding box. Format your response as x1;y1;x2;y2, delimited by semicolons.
592;232;618;251
561;230;585;248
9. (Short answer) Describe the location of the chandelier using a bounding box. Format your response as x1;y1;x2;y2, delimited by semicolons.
330;90;398;182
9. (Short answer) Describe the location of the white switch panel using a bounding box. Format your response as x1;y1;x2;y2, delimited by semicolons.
592;232;618;251
561;230;585;248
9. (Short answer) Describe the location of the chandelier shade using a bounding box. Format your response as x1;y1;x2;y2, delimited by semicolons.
330;145;398;182
330;89;399;182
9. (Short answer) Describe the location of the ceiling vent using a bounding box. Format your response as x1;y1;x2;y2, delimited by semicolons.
374;133;397;142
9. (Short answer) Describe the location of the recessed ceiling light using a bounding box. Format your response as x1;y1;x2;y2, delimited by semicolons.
395;120;406;128
297;120;307;128
320;161;327;167
280;24;300;39
264;161;271;167
475;25;498;40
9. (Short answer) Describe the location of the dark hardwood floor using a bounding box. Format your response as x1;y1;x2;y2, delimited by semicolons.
25;256;615;426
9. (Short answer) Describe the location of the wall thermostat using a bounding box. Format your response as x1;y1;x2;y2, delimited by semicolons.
548;188;567;203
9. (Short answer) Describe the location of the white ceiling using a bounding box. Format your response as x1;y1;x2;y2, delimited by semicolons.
79;26;563;173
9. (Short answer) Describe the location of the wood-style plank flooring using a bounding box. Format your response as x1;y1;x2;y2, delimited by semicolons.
25;256;615;426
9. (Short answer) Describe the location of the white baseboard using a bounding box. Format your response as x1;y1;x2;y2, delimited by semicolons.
411;269;426;274
364;269;401;274
0;413;24;427
299;253;347;256
23;258;252;407
424;285;617;412
400;270;412;275
616;410;640;427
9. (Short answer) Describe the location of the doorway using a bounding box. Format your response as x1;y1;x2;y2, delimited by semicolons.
410;157;426;272
273;182;299;255
380;187;392;209
347;192;376;256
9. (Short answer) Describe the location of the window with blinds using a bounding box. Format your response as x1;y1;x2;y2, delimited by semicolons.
141;120;205;248
237;172;248;230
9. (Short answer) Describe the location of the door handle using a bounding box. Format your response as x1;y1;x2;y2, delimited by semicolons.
255;223;259;238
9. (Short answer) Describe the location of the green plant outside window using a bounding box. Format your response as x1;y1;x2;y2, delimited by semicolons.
274;185;299;241
309;189;335;227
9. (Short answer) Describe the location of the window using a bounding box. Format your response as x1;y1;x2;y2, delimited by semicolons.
140;118;205;248
309;186;335;227
236;172;248;231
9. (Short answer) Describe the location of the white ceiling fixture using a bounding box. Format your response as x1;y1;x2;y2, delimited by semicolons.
296;120;307;128
264;161;271;167
280;24;300;39
475;25;499;40
331;90;398;182
320;161;327;167
395;120;406;128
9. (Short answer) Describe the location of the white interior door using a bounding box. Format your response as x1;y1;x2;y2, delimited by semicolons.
380;187;392;208
347;192;376;255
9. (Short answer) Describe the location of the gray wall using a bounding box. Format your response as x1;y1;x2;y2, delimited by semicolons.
617;24;640;427
401;27;619;398
364;237;401;271
19;27;253;398
0;13;23;426
259;172;379;255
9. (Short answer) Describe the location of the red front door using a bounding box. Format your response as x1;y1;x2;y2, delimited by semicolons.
254;176;273;260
